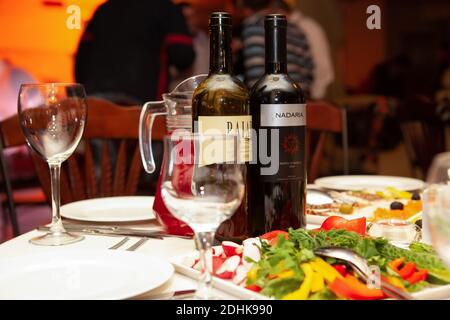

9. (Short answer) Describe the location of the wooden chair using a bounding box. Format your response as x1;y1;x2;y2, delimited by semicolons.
398;95;446;178
31;98;166;205
1;98;166;236
1;109;39;236
307;101;349;182
0;137;20;236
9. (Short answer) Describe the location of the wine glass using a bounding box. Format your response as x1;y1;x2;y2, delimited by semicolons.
18;83;87;246
423;185;450;267
160;132;245;299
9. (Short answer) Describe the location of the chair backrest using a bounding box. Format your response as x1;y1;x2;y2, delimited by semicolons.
401;121;445;178
1;98;166;205
306;101;348;182
398;95;446;178
0;114;25;236
34;98;168;204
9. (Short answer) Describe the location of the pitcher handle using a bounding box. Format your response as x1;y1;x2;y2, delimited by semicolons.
139;101;167;173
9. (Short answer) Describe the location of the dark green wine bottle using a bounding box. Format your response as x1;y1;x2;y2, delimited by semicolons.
192;12;252;240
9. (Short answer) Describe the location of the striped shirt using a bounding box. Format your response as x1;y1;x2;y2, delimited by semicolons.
242;13;315;96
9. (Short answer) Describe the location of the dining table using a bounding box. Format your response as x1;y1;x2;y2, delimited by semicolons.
0;223;229;299
0;216;321;300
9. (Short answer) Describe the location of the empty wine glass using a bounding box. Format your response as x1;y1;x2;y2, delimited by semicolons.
160;132;245;299
18;83;87;246
423;185;450;268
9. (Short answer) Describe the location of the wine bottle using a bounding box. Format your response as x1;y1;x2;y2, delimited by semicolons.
249;14;306;235
192;12;252;240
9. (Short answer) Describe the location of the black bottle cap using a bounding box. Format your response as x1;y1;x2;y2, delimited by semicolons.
265;14;287;28
210;12;232;27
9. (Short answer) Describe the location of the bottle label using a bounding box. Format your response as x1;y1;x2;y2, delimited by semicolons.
261;104;306;127
259;104;306;181
197;115;252;165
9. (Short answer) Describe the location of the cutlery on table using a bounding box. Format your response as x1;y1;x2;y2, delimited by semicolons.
37;225;193;240
314;247;414;300
37;226;163;240
109;237;130;250
126;238;149;251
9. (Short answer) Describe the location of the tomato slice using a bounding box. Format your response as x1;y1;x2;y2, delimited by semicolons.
259;230;289;241
345;217;366;236
259;230;289;246
320;216;347;231
320;216;366;236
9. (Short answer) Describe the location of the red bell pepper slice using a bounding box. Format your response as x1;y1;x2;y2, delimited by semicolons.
398;262;416;279
245;284;262;293
406;270;428;285
333;264;347;277
328;275;385;300
388;258;418;280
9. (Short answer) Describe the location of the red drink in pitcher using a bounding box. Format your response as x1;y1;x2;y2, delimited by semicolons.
139;75;206;236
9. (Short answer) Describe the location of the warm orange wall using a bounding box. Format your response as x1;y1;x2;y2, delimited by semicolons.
339;0;386;90
0;0;105;83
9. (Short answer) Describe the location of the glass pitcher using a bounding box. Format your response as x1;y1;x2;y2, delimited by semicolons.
139;75;206;235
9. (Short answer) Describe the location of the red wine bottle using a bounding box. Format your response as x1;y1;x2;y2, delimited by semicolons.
248;14;306;235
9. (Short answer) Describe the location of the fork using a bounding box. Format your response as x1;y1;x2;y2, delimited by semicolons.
109;237;130;250
126;238;149;251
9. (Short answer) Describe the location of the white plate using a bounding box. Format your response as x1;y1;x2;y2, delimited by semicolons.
61;196;155;222
0;250;173;300
315;175;425;192
307;204;382;225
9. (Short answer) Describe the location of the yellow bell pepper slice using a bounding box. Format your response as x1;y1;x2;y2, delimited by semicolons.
309;258;343;283
311;271;325;293
386;187;411;200
277;270;295;279
386;276;405;290
282;263;313;300
247;266;259;283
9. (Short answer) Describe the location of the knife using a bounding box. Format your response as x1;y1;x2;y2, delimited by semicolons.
37;225;193;240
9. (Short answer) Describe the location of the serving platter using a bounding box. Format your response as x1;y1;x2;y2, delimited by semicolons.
306;187;423;225
170;249;450;300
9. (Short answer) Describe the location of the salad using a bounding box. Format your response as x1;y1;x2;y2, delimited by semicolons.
187;216;450;300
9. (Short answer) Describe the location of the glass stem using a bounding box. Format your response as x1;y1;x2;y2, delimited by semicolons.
195;231;215;299
48;162;65;234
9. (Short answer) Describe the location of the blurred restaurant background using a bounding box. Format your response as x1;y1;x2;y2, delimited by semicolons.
1;0;450;241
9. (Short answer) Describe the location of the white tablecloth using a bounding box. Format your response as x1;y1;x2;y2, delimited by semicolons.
0;220;319;300
0;228;241;299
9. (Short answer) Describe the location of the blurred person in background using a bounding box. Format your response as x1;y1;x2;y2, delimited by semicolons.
286;0;334;99
170;0;210;90
0;58;36;180
435;41;450;123
0;59;35;120
75;0;195;104
237;0;315;96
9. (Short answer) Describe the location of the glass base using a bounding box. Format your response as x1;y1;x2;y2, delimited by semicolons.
29;231;84;246
192;294;219;300
169;293;218;300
